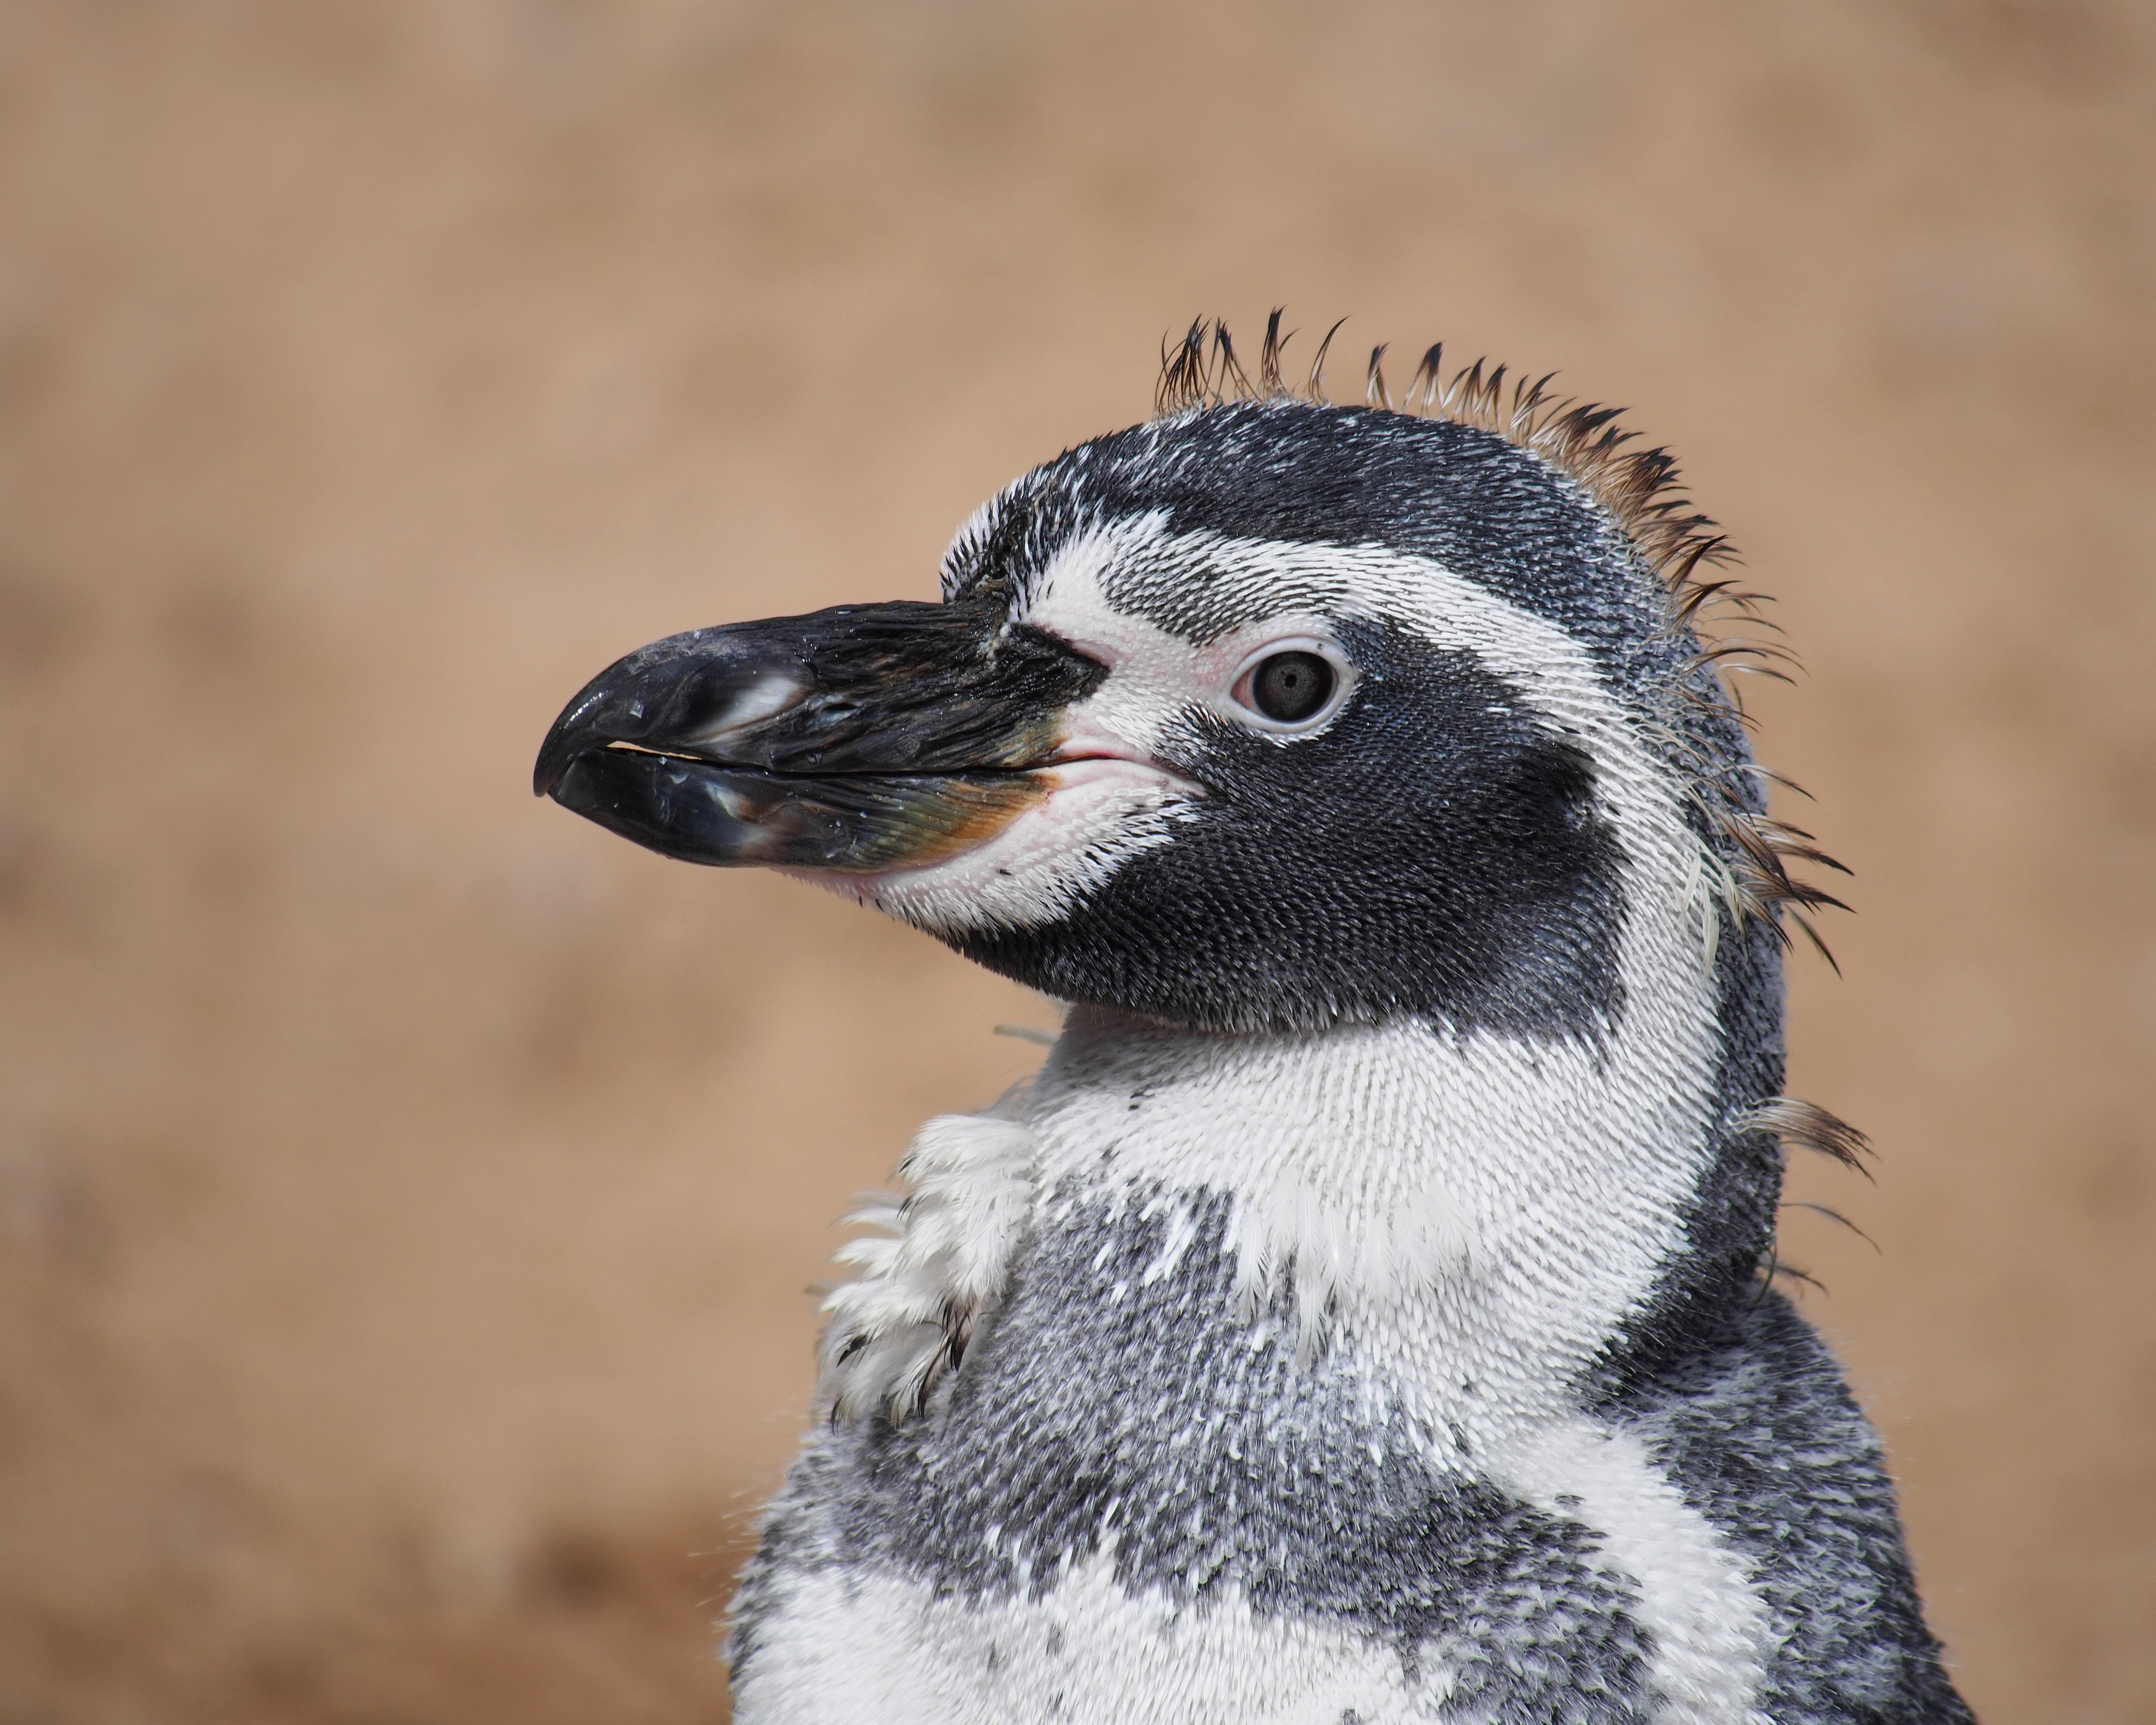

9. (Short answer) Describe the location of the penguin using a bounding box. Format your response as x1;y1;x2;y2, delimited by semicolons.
533;320;1974;1724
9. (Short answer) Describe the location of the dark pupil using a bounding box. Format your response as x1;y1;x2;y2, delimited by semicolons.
1252;651;1335;722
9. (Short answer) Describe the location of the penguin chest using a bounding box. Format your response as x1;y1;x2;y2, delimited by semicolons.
730;1200;1769;1725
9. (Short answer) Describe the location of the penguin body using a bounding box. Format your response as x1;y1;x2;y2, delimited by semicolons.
536;336;1972;1723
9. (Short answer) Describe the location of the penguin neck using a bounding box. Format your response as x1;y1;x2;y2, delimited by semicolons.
1025;899;1734;1446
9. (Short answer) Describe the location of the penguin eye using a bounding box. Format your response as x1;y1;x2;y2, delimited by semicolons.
1237;651;1337;724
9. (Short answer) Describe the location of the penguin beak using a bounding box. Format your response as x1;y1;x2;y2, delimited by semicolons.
532;596;1107;873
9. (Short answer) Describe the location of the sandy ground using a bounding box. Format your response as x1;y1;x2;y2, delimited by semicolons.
1;2;2151;1719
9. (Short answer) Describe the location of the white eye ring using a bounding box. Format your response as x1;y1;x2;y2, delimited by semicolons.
1222;636;1358;736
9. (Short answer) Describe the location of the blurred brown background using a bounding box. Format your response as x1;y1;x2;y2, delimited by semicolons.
2;2;2151;1720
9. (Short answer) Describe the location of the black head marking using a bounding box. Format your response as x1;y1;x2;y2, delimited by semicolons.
952;615;1626;1038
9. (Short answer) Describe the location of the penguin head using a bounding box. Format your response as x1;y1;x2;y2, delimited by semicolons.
536;354;1807;1038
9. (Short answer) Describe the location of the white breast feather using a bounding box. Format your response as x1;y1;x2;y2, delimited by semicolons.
819;1100;1039;1425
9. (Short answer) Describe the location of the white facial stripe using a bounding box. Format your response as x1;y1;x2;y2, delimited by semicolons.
1016;515;1201;765
1089;526;1640;726
1021;517;1361;755
838;758;1199;935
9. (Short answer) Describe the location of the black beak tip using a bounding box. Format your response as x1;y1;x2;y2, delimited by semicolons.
532;733;573;802
534;679;625;801
533;721;581;801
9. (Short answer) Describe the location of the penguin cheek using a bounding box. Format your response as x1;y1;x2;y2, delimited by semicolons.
841;759;1200;936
